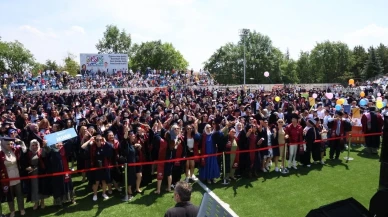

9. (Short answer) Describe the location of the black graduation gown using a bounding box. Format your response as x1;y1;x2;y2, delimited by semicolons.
302;127;315;165
120;139;137;187
48;149;74;203
87;143;113;184
237;130;250;172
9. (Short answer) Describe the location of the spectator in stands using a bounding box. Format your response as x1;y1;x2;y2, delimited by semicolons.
164;181;199;217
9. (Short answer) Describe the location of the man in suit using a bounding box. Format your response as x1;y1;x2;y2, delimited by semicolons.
164;181;199;217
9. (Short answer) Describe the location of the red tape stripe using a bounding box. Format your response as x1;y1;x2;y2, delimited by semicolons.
0;132;382;182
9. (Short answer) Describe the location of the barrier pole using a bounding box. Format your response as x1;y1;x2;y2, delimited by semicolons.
222;152;228;185
344;134;354;162
122;164;129;202
281;143;289;174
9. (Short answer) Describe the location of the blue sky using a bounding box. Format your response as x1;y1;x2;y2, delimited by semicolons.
1;0;388;71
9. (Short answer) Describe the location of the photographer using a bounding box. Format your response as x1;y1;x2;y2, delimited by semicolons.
164;181;199;217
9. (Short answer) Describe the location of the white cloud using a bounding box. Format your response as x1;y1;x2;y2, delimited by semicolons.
344;24;388;48
19;25;57;38
65;26;86;36
70;26;85;34
131;33;154;43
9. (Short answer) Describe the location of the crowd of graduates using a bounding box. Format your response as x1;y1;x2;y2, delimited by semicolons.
0;85;384;217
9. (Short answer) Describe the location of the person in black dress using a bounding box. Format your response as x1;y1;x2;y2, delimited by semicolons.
120;126;142;201
81;133;113;201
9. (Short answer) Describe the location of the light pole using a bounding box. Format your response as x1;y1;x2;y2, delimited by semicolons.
239;28;250;85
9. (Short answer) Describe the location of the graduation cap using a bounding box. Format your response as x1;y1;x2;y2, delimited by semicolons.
7;128;18;136
308;118;316;125
63;118;73;124
291;113;300;120
52;120;65;129
87;123;97;129
0;136;15;142
336;111;344;116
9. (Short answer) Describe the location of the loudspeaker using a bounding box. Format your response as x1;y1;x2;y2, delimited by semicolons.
306;198;372;217
370;189;388;217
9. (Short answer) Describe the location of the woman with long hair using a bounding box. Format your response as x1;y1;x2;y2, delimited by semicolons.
81;133;112;201
311;118;323;165
182;124;200;182
258;119;275;172
246;123;260;177
106;130;122;194
37;118;51;135
275;119;288;173
77;126;89;182
120;127;142;200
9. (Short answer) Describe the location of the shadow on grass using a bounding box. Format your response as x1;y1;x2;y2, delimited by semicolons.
324;159;350;170
356;151;380;160
53;190;125;216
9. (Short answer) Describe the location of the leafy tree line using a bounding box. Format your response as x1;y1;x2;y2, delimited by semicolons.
2;26;387;83
0;25;189;77
203;30;388;85
0;36;80;76
95;25;188;72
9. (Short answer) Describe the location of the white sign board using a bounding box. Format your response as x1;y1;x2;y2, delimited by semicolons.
80;53;128;74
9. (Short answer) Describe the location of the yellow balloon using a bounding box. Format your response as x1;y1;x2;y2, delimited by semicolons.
336;99;343;105
349;79;354;85
360;91;365;97
377;101;383;109
275;96;280;102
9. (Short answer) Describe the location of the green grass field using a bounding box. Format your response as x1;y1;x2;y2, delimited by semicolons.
2;147;380;217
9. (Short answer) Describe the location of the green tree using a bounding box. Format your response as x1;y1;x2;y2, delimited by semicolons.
129;40;189;71
45;59;59;71
350;45;368;81
281;58;299;84
96;25;132;54
204;31;283;84
296;51;315;83
31;62;46;76
363;46;384;79
204;43;240;84
309;41;353;83
376;43;388;74
0;40;35;73
62;53;80;76
0;37;6;72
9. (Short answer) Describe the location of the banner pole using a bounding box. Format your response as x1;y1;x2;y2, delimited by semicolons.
222;152;228;185
344;134;354;162
122;163;129;202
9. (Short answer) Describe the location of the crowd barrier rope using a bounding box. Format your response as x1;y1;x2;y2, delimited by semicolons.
0;132;383;183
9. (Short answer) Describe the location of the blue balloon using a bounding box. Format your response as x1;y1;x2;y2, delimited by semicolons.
359;99;367;106
335;104;342;111
384;102;387;107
